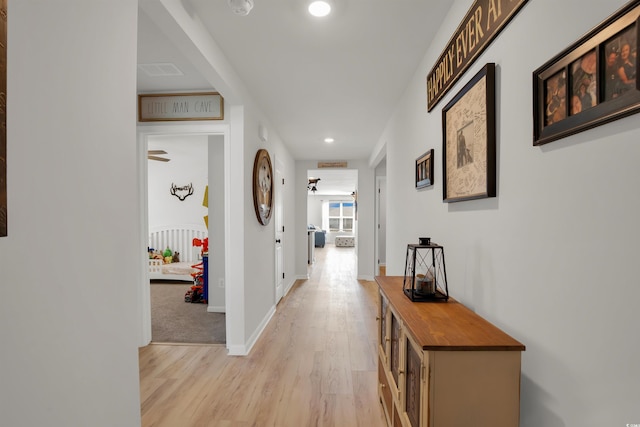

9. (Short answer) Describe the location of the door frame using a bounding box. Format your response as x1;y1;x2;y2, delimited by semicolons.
375;175;387;276
274;156;285;303
137;123;230;346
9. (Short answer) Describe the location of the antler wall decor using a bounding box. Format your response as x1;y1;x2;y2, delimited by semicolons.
170;183;194;201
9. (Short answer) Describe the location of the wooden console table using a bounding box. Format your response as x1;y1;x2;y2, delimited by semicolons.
376;276;525;427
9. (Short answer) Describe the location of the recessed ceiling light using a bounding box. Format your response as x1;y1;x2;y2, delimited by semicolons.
324;137;335;143
308;1;331;17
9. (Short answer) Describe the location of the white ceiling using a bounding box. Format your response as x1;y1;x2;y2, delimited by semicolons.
307;168;358;196
137;0;453;163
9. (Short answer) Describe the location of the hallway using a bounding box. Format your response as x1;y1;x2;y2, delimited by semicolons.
139;244;386;426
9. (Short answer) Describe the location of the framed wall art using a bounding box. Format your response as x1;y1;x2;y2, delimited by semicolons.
442;63;496;203
533;0;640;146
252;149;273;226
415;149;434;189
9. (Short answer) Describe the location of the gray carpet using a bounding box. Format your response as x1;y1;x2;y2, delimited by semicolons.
150;281;226;344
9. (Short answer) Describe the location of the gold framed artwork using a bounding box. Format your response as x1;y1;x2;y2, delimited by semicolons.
252;149;274;226
533;1;640;146
442;63;496;203
138;92;224;122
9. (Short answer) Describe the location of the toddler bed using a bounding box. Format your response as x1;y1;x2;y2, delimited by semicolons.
148;224;208;281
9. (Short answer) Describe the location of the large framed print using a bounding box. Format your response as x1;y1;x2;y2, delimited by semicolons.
533;0;640;146
442;63;496;203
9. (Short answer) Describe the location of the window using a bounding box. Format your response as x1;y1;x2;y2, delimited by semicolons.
328;201;354;232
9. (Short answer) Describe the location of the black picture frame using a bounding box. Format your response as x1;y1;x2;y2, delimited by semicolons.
415;149;434;189
533;1;640;146
442;63;496;203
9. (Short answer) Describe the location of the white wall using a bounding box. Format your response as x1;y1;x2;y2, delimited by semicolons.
382;0;640;425
148;135;208;229
0;2;141;426
207;135;226;312
242;109;291;347
307;194;324;228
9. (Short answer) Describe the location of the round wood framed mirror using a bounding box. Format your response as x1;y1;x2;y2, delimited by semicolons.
252;149;273;226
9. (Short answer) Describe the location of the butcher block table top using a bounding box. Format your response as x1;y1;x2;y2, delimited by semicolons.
376;276;525;352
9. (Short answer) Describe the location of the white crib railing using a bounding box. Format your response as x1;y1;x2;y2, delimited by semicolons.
148;224;207;263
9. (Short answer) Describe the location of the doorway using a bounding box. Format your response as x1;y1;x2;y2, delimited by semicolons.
146;134;227;344
306;168;358;273
138;127;229;346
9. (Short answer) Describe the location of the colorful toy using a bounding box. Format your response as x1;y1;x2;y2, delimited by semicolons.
184;260;206;304
192;237;209;255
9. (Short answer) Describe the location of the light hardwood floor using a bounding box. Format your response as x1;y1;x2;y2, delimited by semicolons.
139;244;386;427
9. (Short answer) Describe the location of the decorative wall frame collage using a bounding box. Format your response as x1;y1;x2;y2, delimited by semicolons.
533;1;640;146
423;0;526;202
442;63;496;203
419;1;639;204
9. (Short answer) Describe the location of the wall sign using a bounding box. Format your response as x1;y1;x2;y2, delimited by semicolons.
317;161;348;168
426;0;528;111
138;92;224;122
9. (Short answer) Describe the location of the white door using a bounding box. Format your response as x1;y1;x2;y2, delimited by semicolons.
274;161;284;303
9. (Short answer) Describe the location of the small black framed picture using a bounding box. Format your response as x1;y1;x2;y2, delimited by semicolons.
415;149;434;189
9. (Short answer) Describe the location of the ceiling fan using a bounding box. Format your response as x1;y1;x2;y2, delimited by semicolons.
148;150;170;162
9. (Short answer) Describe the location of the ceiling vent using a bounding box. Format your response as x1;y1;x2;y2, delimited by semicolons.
138;63;184;77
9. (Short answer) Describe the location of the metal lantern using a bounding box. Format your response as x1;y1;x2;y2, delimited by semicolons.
403;242;449;302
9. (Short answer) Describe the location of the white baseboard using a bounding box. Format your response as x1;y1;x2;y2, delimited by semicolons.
226;304;276;356
207;305;225;313
358;275;375;281
226;344;246;356
283;279;297;297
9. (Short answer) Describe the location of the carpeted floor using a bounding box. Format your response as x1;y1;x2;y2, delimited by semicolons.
150;281;226;344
